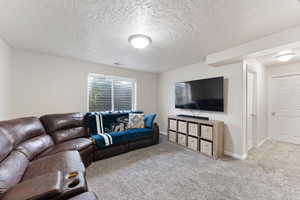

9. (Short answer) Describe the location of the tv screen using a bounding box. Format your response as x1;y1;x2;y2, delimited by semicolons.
175;77;224;112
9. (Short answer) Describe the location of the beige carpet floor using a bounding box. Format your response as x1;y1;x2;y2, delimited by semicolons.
86;138;300;200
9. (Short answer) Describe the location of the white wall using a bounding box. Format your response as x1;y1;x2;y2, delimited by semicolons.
158;61;245;158
268;61;300;76
244;59;268;148
12;49;158;118
0;37;12;120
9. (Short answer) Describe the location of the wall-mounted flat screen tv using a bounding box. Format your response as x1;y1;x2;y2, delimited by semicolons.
175;77;224;112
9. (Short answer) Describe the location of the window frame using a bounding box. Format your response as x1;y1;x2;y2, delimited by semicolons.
87;73;137;112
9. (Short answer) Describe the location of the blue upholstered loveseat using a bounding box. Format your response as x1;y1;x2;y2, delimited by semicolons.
84;112;159;154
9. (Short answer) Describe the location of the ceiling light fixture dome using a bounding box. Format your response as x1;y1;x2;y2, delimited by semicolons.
128;34;152;49
275;51;296;62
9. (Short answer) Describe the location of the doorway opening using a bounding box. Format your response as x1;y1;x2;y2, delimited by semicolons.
244;42;300;156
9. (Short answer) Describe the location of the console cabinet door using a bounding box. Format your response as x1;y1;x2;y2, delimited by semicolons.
169;119;177;131
200;140;212;156
201;125;213;141
188;123;199;137
169;131;177;143
178;134;186;146
178;121;187;133
188;136;198;151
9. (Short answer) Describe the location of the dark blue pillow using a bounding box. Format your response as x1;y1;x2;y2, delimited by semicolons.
144;114;156;129
130;110;144;114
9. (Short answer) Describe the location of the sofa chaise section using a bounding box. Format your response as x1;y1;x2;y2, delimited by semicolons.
0;117;94;200
22;150;85;181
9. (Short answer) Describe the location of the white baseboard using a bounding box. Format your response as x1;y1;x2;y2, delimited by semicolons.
224;151;248;160
257;137;270;147
160;131;167;136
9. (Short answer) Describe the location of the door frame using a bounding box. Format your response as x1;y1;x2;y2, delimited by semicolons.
246;69;258;151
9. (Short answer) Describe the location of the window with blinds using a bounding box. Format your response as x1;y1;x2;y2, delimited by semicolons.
88;74;136;112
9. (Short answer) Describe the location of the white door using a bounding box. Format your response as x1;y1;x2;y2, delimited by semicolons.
247;72;257;151
270;75;300;144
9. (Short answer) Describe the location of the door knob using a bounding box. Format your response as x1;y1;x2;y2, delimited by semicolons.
271;112;276;116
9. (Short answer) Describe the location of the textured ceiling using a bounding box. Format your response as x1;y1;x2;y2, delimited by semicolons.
1;0;300;72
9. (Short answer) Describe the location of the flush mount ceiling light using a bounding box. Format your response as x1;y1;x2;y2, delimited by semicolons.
275;51;296;62
128;34;152;49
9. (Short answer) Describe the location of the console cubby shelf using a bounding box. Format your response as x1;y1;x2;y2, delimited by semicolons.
167;115;224;159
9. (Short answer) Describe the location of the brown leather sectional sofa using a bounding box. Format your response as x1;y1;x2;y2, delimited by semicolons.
0;113;159;200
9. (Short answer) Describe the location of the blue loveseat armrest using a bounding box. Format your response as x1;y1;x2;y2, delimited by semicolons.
152;123;159;144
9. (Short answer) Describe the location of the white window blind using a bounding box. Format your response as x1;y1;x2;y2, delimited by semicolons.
88;74;136;112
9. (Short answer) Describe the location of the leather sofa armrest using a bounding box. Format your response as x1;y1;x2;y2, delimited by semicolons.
2;171;63;200
153;123;160;145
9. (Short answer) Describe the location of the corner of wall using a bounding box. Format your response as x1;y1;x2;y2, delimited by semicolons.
0;36;13;120
224;151;248;160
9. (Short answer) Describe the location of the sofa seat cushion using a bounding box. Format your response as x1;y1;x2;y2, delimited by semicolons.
39;138;93;158
126;128;153;138
92;128;153;149
22;151;85;181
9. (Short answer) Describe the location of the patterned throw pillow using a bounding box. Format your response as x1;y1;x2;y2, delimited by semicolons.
127;114;145;129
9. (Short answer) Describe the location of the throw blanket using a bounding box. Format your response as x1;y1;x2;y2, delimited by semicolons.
97;133;113;146
85;111;143;134
84;111;144;148
94;114;113;146
91;128;154;149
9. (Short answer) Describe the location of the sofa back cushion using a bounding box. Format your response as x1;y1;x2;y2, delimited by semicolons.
0;131;13;163
127;114;145;129
0;117;48;161
16;135;54;160
84;111;144;134
0;151;29;196
0;117;46;147
144;114;157;129
40;113;88;144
